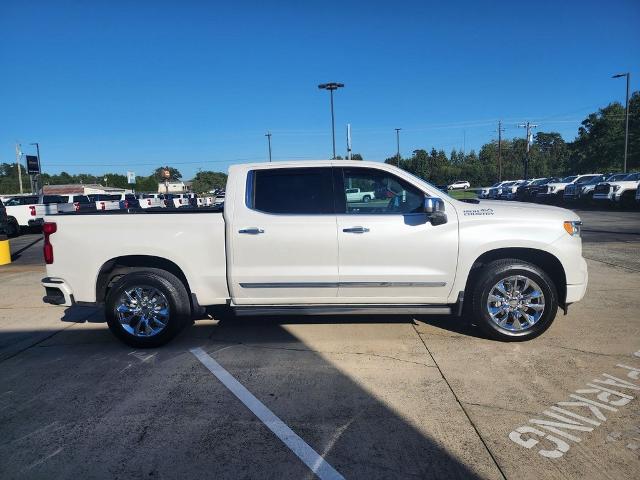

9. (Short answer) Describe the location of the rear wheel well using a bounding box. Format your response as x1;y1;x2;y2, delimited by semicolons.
464;248;567;307
96;255;191;304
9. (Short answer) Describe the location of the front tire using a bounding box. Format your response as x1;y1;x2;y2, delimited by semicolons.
105;270;191;347
362;195;371;203
470;259;558;341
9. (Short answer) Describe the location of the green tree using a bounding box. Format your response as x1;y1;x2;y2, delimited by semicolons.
153;166;182;181
190;170;228;193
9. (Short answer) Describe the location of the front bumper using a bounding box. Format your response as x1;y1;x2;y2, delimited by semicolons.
41;277;74;306
592;193;615;202
565;257;588;304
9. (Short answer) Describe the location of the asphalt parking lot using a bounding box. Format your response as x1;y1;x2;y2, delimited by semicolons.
1;208;639;479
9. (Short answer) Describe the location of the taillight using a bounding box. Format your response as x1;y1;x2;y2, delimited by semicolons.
100;202;105;210
124;200;129;209
74;202;80;212
43;222;57;264
29;206;36;216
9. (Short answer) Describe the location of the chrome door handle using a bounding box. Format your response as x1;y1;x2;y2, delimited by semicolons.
343;226;370;234
238;228;264;235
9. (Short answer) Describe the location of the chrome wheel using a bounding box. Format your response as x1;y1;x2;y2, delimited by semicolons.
115;285;170;337
486;275;545;332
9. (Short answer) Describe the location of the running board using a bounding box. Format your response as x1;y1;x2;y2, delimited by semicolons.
232;305;452;316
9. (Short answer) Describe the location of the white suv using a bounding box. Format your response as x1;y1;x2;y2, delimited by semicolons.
447;180;470;190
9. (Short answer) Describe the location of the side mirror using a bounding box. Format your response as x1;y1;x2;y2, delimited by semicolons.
423;196;445;214
424;196;447;226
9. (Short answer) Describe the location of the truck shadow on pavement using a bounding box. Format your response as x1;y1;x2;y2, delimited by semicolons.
59;304;492;340
0;308;500;479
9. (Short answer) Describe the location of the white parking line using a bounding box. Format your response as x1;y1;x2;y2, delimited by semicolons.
190;347;345;480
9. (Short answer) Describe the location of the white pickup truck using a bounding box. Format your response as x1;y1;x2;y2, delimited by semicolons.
345;187;374;203
3;195;58;235
41;161;588;347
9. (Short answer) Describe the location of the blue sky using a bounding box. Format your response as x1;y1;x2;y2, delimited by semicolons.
1;0;638;179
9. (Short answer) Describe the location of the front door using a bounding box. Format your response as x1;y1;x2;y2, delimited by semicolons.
335;166;458;304
228;166;339;305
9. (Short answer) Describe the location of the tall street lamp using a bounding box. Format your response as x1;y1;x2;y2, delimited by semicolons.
395;128;402;167
29;142;41;193
318;82;344;159
265;132;272;162
612;72;630;173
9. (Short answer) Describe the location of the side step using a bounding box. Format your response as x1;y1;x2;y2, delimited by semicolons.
232;305;452;316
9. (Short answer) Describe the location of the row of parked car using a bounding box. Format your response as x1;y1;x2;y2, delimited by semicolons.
0;190;225;236
476;172;640;208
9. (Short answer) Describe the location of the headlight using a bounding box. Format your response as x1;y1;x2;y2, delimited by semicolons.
549;186;556;192
612;185;621;192
563;220;582;236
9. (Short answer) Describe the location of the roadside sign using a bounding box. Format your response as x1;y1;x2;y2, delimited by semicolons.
127;171;136;184
25;155;40;175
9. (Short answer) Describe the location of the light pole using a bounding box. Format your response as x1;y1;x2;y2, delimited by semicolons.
612;73;630;173
318;82;344;159
29;142;41;193
395;128;402;166
265;132;272;162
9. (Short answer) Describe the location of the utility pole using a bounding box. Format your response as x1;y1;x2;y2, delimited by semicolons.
517;121;537;180
612;73;630;173
318;82;344;159
265;132;272;162
462;130;466;156
15;143;23;194
497;121;504;181
346;124;352;160
395;128;402;167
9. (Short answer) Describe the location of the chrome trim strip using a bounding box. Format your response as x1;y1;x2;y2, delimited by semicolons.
239;281;446;289
233;305;452;316
340;281;447;288
240;282;339;288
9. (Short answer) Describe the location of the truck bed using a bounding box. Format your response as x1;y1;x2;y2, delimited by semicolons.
43;207;229;306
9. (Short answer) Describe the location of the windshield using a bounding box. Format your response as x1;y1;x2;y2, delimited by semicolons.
561;175;577;183
532;178;548;185
5;196;39;206
623;172;640;181
576;175;600;184
607;174;627;182
400;169;454;199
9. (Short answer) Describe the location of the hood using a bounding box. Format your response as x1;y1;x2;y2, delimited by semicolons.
604;180;640;188
464;199;580;222
545;182;569;188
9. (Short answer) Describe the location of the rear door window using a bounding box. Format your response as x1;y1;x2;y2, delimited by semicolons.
249;167;334;214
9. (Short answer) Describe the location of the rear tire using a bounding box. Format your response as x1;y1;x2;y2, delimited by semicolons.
363;195;371;203
105;270;191;348
6;218;19;237
470;259;558;341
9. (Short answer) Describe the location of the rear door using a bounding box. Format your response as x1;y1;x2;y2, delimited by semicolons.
228;166;339;304
334;166;458;304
